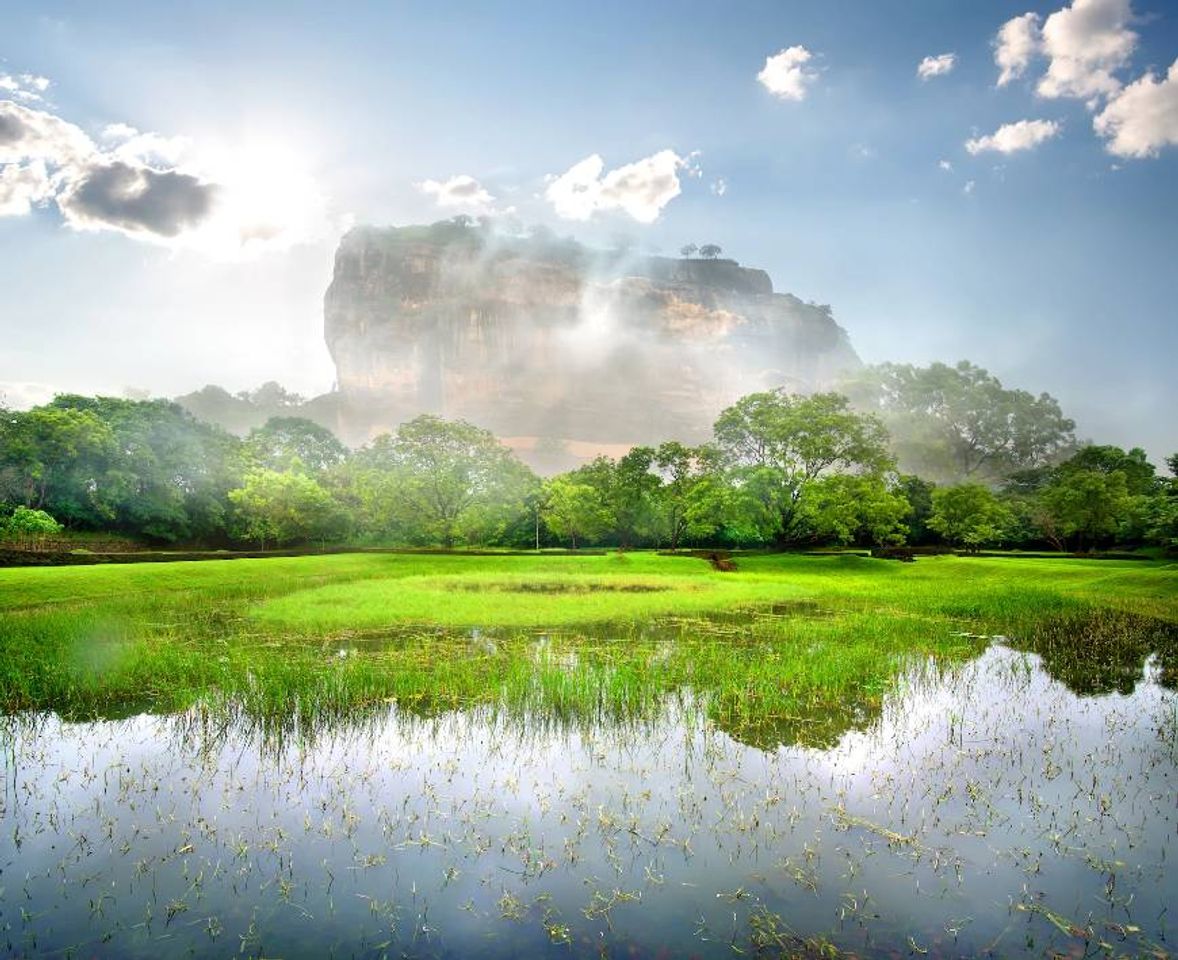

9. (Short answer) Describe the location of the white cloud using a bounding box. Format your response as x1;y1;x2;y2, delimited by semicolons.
963;179;976;194
918;53;956;80
0;73;50;104
0;100;94;165
0;95;334;257
1038;0;1137;101
0;159;53;216
757;46;818;101
938;159;954;171
965;118;1062;154
710;177;727;197
545;149;687;224
101;123;191;167
417;174;494;211
994;12;1043;87
1094;59;1178;157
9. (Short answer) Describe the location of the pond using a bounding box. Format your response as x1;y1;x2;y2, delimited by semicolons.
2;631;1175;959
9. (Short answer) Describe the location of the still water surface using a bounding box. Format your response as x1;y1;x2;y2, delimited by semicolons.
2;642;1175;958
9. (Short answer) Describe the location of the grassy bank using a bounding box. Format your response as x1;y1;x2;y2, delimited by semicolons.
1;552;1174;746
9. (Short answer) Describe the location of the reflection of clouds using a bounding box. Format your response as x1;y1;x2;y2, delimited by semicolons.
8;644;1174;957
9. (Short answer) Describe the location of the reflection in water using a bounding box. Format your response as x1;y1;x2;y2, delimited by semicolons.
2;642;1175;959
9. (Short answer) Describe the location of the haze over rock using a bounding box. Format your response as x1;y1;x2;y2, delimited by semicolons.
322;220;861;465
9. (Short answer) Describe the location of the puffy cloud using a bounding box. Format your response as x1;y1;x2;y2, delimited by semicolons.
917;53;956;80
0;73;50;104
0;160;53;216
545;149;687;224
417;174;494;210
938;159;954;171
965;119;1062;154
1038;0;1136;101
1094;59;1178;157
0;100;94;165
101;123;191;167
0;92;332;256
757;46;818;101
56;160;218;238
710;177;728;197
994;12;1042;87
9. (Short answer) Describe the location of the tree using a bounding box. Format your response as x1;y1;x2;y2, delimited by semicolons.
713;391;893;545
541;476;612;549
679;243;699;258
1062;445;1157;496
699;244;722;259
1038;468;1131;551
844;361;1075;484
896;475;935;544
228;469;346;549
928;484;1012;551
651;442;728;550
807;474;911;546
0;405;114;513
352;415;536;547
246;416;348;474
44;395;244;542
2;506;63;551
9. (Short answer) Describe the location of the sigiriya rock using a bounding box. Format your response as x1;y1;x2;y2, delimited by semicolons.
322;220;861;464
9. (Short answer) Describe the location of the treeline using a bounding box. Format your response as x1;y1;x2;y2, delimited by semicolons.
1;362;1175;553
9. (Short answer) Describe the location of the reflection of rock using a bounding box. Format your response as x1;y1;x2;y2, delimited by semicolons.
324;222;861;459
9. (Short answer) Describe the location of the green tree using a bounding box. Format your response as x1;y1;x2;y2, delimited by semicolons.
228;469;346;549
699;244;722;259
679;243;699;258
352;415;536;547
246;416;348;474
541;476;612;549
1038;469;1131;551
928;484;1012;551
845;361;1075;484
713;390;893;545
651;442;728;550
0;404;114;513
807;474;910;546
46;395;244;542
896;475;935;544
2;506;64;551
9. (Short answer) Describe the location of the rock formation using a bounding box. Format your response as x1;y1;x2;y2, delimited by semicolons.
323;221;861;463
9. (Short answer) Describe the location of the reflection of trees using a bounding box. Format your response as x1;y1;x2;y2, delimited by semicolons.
709;694;880;752
1010;610;1177;696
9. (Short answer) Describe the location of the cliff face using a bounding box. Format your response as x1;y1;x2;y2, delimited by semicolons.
324;222;861;456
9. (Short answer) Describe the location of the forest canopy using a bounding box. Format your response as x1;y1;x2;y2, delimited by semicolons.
1;365;1174;554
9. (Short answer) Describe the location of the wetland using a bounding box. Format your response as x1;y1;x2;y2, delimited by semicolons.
1;552;1175;958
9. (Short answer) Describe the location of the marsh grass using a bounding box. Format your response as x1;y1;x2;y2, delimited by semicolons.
1;552;1174;746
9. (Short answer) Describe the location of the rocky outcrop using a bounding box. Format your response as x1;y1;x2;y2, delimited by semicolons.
324;221;861;458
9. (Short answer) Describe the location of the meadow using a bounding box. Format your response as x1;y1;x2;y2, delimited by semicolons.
0;550;1174;742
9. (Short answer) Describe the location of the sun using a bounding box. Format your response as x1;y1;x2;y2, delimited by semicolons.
183;136;333;258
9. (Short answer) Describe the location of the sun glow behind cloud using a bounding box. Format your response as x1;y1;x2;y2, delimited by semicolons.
0;95;339;261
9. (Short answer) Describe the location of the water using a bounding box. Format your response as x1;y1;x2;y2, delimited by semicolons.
2;643;1175;958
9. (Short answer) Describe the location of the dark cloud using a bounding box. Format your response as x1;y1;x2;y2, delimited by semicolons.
0;110;25;145
57;160;218;238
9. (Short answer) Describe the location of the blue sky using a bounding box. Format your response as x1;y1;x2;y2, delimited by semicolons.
2;0;1175;461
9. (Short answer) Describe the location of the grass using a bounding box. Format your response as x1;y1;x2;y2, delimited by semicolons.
1;551;1174;746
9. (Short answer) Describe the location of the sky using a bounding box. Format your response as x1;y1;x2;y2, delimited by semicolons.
1;0;1176;461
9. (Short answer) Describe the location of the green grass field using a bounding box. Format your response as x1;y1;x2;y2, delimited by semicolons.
1;552;1174;745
